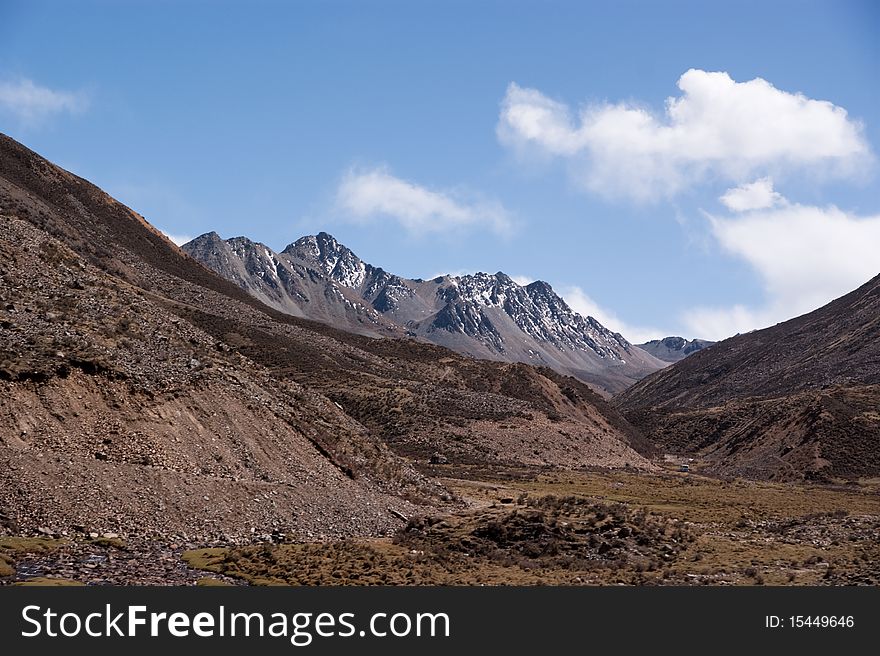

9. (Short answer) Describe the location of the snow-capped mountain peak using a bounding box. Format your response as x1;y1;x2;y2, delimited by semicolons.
184;232;667;393
283;232;369;288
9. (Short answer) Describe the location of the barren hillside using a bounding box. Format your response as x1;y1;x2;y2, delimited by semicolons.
0;133;654;542
616;275;880;481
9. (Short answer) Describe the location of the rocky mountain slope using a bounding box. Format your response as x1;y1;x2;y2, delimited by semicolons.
637;337;714;363
184;232;665;394
180;232;403;336
0;132;655;543
0;214;424;543
617;275;880;481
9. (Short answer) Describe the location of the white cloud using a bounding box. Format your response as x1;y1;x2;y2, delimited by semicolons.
560;285;666;344
498;70;870;201
336;166;513;236
683;201;880;340
510;275;534;286
0;78;87;125
719;177;784;212
682;304;778;342
160;230;195;246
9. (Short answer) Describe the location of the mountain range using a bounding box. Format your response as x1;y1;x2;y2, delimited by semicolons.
0;132;655;541
2;126;878;549
637;337;714;363
182;231;666;395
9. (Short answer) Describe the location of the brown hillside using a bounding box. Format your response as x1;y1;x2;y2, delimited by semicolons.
0;133;653;540
616;274;880;481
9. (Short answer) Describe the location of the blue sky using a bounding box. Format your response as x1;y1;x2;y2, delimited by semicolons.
1;0;878;341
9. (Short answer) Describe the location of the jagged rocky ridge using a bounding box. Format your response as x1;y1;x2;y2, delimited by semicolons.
637;337;714;363
183;232;665;394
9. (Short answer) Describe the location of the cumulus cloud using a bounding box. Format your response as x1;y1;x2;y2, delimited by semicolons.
683;200;880;340
510;275;535;286
160;230;195;247
682;304;778;341
560;285;666;344
336;166;513;236
0;78;87;125
719;177;784;212
498;70;870;201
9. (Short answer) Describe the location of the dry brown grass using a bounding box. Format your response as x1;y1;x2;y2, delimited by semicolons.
183;470;880;586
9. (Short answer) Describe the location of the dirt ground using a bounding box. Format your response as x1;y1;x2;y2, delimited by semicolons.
178;467;880;586
3;466;878;586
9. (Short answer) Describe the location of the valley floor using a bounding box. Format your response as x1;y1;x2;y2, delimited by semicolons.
3;467;879;586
